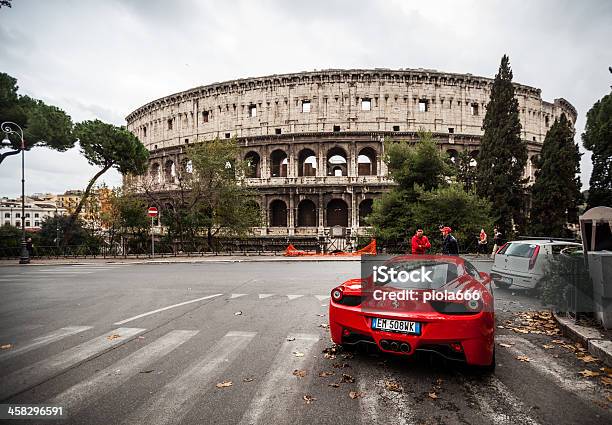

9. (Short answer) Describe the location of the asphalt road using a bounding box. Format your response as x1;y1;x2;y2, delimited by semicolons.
0;259;610;425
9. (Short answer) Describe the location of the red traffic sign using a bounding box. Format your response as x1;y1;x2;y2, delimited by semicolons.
147;207;158;217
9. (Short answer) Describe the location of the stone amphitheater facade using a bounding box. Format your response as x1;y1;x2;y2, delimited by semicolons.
125;68;576;243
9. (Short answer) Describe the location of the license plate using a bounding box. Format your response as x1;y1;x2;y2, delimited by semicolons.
371;317;421;335
500;276;513;284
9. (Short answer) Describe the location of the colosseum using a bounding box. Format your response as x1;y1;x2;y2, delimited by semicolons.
126;68;576;249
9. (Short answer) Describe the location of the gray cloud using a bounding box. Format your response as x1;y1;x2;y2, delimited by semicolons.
1;0;610;197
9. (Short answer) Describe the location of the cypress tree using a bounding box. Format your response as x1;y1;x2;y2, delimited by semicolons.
476;55;528;237
582;92;612;208
529;114;582;237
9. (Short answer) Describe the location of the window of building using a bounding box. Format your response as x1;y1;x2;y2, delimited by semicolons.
25;213;30;218
225;133;231;139
143;126;147;137
333;125;340;132
471;103;479;116
545;116;549;127
302;100;311;113
275;128;282;135
448;127;455;134
16;213;20;218
25;221;30;227
361;98;371;111
4;221;9;225
418;100;428;112
185;138;189;144
393;125;400;132
4;213;9;218
248;105;257;118
167;118;173;130
154;144;158;150
203;111;209;123
35;221;40;227
35;213;39;218
533;136;536;141
15;221;20;227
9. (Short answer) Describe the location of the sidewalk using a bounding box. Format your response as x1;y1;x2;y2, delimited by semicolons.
553;312;612;367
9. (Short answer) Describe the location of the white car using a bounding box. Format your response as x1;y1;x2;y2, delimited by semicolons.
490;239;581;289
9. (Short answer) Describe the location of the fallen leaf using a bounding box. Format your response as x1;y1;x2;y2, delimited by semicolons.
512;328;530;334
600;376;612;386
286;337;296;341
293;369;307;378
332;362;351;368
341;373;355;383
349;391;363;399
516;356;531;362
542;344;555;349
328;383;340;388
216;380;233;388
578;370;601;378
319;324;329;329
234;311;242;316
580;355;598;363
600;367;612;374
317;314;325;317
293;351;305;357
499;343;513;348
607;394;612;403
137;336;145;340
497;325;505;329
106;334;121;341
384;380;403;393
428;392;438;400
319;371;335;377
243;377;254;382
551;339;565;344
303;395;316;404
1;344;13;350
139;369;154;374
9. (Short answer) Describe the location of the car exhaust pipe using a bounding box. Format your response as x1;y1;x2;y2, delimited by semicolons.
390;341;399;352
400;343;410;353
380;340;390;350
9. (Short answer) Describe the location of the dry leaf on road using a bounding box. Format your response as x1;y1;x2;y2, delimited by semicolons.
328;383;340;388
349;391;363;399
341;373;355;383
319;371;335;377
578;370;601;378
303;395;316;404
286;337;296;341
580;355;598;363
106;334;121;341
293;351;305;357
600;376;612;386
293;369;307;378
1;344;13;350
234;311;242;316
243;377;254;382
319;324;329;329
428;392;438;400
384;380;403;392
216;380;233;388
516;356;531;362
499;343;513;348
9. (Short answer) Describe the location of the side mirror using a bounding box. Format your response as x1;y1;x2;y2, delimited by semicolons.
480;271;490;280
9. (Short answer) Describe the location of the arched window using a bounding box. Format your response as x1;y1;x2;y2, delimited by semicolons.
326;199;349;227
245;151;261;178
297;199;317;227
358;199;374;226
327;147;348;176
270;200;288;227
447;149;459;165
298;149;317;177
357;147;377;176
150;163;161;184
270;150;288;177
164;160;176;183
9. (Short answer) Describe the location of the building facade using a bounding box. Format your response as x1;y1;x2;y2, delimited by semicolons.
125;68;576;241
0;197;66;230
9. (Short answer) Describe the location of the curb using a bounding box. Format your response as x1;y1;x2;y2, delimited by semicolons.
552;312;612;367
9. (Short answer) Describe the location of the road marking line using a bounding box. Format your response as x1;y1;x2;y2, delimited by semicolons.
463;375;540;425
29;270;94;274
315;295;330;301
496;335;597;394
0;327;145;400
258;294;274;299
238;333;319;425
0;326;92;361
287;295;304;300
358;378;414;425
114;294;223;325
230;293;247;299
49;330;198;412
122;331;256;425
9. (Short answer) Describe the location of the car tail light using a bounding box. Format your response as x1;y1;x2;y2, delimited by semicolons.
528;245;540;270
496;243;508;254
331;287;343;302
449;342;463;352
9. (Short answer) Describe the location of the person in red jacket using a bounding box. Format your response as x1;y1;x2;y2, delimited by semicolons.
411;229;431;255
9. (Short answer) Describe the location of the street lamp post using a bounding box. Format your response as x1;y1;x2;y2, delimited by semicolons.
2;121;30;264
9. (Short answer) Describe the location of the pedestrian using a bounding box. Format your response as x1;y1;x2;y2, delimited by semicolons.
26;237;34;257
477;228;487;258
411;228;431;255
441;227;459;255
491;227;502;259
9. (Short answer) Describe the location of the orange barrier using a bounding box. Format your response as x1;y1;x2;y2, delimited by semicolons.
284;239;377;257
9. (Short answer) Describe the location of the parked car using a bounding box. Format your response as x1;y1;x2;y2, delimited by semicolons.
491;239;582;290
328;255;495;370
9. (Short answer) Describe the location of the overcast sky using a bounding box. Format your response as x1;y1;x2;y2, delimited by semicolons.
1;0;610;197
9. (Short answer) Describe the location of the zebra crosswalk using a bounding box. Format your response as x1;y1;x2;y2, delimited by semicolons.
0;324;609;425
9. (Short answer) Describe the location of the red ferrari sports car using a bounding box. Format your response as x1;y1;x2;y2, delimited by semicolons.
329;255;495;370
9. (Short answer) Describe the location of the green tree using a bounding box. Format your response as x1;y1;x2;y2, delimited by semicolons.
455;150;477;191
66;120;149;243
38;215;101;249
0;223;22;252
0;73;75;164
529;114;583;236
476;55;528;237
582;91;612;208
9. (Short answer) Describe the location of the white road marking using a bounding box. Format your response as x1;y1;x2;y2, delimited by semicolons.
50;329;198;412
496;335;598;394
463;374;540;425
28;270;94;274
258;294;274;299
0;326;92;361
0;327;145;400
122;330;256;425
358;378;414;425
230;293;247;299
315;295;330;301
114;294;223;325
238;333;319;425
286;294;303;300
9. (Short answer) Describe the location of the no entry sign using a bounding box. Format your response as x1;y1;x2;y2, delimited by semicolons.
147;207;158;217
